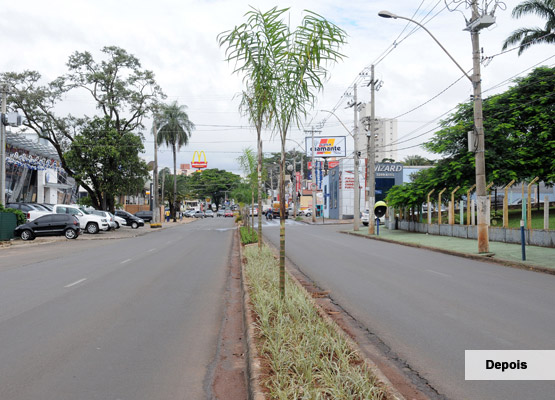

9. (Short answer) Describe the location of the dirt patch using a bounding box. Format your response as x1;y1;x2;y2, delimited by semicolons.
209;229;248;400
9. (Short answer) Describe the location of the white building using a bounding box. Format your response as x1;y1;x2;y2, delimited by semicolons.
355;103;398;163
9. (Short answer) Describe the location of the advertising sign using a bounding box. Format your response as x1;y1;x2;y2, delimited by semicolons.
305;136;346;158
191;151;207;169
295;172;301;192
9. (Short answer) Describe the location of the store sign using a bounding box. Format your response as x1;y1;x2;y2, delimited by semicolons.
328;161;340;169
191;151;207;169
305;136;346;158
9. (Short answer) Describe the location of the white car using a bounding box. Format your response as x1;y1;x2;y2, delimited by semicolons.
92;210;119;230
52;204;109;234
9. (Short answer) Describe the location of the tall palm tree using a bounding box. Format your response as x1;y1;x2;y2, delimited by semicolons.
502;0;555;55
156;101;195;221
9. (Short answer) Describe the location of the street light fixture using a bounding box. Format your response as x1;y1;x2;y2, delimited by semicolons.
379;7;491;253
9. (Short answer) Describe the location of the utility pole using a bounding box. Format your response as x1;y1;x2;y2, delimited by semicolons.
352;84;360;230
470;0;489;253
152;121;159;224
365;65;376;235
305;127;321;223
0;84;6;206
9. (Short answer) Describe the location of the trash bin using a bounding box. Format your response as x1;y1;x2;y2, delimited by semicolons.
0;212;17;241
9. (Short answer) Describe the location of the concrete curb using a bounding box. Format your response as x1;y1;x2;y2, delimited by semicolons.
238;238;266;400
342;230;555;276
242;235;406;400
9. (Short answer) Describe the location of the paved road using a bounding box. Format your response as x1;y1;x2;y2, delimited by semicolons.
0;217;235;400
263;223;555;400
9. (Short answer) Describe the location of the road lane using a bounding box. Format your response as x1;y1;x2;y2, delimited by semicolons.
0;218;235;400
263;223;555;400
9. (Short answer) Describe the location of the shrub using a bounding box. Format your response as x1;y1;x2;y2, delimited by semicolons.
240;226;258;245
0;203;26;226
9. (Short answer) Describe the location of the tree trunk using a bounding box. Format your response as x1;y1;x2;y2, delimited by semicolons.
257;137;263;250
279;139;286;299
173;143;178;222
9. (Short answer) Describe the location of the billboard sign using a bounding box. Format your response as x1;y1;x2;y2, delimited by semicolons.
191;151;207;169
305;136;346;158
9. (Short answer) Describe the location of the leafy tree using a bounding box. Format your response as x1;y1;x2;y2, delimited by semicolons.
186;169;241;210
502;0;555;55
402;155;434;166
65;117;149;211
388;67;555;209
1;46;164;209
156;101;195;221
160;172;188;217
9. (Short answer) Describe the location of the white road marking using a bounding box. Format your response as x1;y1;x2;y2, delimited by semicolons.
426;269;451;278
121;258;132;264
64;278;87;288
147;248;156;252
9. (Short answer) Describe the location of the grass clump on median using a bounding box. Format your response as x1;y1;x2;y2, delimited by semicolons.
243;245;386;400
240;226;258;245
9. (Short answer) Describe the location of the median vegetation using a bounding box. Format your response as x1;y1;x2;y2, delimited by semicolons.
243;245;386;399
239;226;258;245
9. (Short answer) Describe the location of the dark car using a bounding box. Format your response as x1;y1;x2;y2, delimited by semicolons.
134;210;153;222
14;214;80;241
114;210;145;229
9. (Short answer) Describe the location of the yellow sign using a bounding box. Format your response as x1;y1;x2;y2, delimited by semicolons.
191;151;207;169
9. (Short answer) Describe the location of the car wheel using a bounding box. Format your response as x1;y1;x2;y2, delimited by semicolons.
20;229;35;241
131;221;139;229
86;222;99;234
115;222;120;229
65;228;78;239
363;222;368;226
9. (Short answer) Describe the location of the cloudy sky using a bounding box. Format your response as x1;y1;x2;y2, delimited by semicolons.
1;0;551;175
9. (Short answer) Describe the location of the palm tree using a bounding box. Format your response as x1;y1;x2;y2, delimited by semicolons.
156;101;195;221
219;7;346;298
502;0;555;55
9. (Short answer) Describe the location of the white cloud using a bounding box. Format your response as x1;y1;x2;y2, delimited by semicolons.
1;0;551;173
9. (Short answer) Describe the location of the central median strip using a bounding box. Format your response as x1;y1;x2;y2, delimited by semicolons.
242;244;388;399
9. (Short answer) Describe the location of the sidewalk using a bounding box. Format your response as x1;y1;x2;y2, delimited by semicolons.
343;225;555;273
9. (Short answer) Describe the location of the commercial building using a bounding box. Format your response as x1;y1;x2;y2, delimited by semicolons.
4;130;76;204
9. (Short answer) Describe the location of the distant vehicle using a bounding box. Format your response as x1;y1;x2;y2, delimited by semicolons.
193;210;205;218
248;205;259;216
224;209;234;218
14;214;80;241
7;202;50;222
205;210;214;218
114;210;145;229
216;209;225;217
268;205;288;219
134;210;153;222
184;210;196;218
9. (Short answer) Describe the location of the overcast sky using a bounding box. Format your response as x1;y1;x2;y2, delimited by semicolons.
1;0;552;175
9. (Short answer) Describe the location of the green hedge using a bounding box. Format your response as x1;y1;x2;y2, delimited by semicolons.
0;204;26;225
239;226;258;245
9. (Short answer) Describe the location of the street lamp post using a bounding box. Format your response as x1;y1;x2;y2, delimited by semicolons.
379;5;492;253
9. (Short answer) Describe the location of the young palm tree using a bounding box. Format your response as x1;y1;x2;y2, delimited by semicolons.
502;0;555;55
156;101;195;221
219;7;346;298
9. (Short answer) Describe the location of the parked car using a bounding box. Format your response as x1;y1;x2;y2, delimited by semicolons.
134;210;153;222
205;210;214;218
14;213;80;241
193;210;205;218
52;205;109;234
92;210;118;230
114;210;145;229
112;213;126;228
7;202;50;222
184;210;196;218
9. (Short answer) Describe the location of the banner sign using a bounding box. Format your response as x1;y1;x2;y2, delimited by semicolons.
328;160;340;169
295;172;301;192
305;136;346;158
191;151;207;169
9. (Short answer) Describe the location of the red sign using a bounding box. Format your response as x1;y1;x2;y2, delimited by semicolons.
328;161;339;169
296;172;301;192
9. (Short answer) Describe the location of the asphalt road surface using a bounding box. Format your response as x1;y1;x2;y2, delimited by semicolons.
0;217;236;400
263;223;555;400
